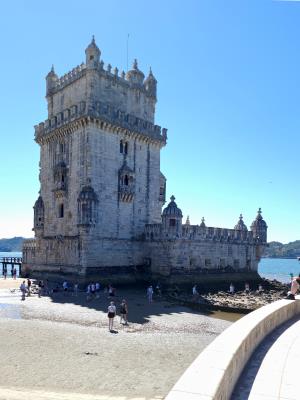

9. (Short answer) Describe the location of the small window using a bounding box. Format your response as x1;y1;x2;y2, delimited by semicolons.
59;204;64;218
124;175;129;186
169;218;176;227
120;140;123;153
59;143;65;153
90;55;94;60
124;142;128;154
61;174;65;183
160;187;164;196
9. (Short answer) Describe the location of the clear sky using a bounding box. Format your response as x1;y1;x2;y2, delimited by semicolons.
0;0;299;243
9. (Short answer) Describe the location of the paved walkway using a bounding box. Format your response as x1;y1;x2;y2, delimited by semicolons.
232;312;300;400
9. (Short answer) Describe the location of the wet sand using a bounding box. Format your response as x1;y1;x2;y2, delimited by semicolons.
0;279;232;399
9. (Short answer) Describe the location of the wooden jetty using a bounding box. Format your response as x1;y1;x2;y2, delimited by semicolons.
0;257;22;276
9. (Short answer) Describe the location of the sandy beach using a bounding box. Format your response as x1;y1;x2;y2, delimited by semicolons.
0;279;232;400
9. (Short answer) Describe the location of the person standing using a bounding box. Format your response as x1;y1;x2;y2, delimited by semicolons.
3;266;7;279
147;285;154;303
73;282;79;297
107;301;116;332
119;299;128;325
27;278;32;296
192;285;199;299
229;283;235;295
95;282;100;298
13;268;17;280
20;281;26;301
62;281;68;295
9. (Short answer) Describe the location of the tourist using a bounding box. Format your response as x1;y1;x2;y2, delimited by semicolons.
91;282;96;297
62;281;68;295
192;285;199;299
38;280;44;297
229;283;235;295
244;282;250;294
20;281;26;301
27;278;32;296
13;268;17;280
3;266;7;279
95;282;101;298
290;275;300;298
119;299;128;325
44;279;49;295
86;284;91;301
107;301;116;332
258;284;264;294
156;282;162;297
147;285;154;303
73;282;79;297
108;284;115;298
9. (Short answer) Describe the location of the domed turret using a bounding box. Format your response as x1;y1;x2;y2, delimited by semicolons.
46;65;58;95
144;67;157;99
85;35;101;69
126;59;145;85
234;214;248;231
200;217;206;228
251;208;267;243
162;195;183;237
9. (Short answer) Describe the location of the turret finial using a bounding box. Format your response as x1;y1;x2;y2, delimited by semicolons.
170;195;175;202
133;59;138;70
185;215;190;225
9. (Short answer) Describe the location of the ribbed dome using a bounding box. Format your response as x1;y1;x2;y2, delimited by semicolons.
126;59;145;85
234;214;248;231
162;195;183;218
78;186;98;202
85;36;100;55
251;208;267;229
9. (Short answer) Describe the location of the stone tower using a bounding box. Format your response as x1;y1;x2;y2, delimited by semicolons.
23;37;167;280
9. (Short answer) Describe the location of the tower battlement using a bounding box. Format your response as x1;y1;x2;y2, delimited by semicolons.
46;37;158;124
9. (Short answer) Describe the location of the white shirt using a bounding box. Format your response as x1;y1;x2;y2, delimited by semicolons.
63;282;68;289
95;283;100;290
147;287;153;295
108;305;116;313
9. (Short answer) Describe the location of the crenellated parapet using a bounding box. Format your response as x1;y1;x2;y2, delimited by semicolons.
35;100;167;145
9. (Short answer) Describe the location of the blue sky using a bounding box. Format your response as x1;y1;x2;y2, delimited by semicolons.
0;0;299;243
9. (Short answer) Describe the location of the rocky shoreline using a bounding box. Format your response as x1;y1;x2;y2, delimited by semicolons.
167;278;290;314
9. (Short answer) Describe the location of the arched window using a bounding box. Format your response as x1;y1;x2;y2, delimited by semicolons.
120;140;123;154
124;175;129;186
169;219;176;227
124;142;128;154
59;204;64;218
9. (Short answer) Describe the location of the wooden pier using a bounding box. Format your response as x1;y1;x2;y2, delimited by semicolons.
0;257;22;276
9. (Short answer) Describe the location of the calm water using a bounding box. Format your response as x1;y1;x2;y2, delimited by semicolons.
0;251;22;276
0;252;298;283
258;258;300;283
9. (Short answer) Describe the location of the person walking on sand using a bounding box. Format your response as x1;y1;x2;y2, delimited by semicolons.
107;301;116;332
27;278;32;296
119;299;128;325
192;284;199;299
73;282;79;297
3;266;7;279
20;281;26;301
229;283;235;295
147;285;154;303
62;281;68;295
12;268;17;279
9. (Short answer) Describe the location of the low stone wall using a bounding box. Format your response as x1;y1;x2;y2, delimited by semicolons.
165;297;300;400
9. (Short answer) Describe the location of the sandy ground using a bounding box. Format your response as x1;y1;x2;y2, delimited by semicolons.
0;279;232;400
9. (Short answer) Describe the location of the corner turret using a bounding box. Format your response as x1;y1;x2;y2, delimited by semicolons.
144;67;157;100
234;214;248;231
162;195;183;237
85;35;101;69
251;208;267;243
126;59;145;85
46;65;58;96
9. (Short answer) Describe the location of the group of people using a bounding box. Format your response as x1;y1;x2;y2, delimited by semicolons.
228;282;264;295
2;267;17;279
107;299;128;331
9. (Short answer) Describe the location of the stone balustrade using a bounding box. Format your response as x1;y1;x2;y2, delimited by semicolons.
165;298;300;400
34;100;167;144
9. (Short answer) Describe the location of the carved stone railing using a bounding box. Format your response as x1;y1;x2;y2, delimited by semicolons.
22;239;36;249
34;101;167;144
145;223;262;244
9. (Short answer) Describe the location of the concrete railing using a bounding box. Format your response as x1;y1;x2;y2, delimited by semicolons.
165;297;300;400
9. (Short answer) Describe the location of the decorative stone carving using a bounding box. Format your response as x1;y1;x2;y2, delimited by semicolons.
33;195;44;232
119;162;135;202
53;161;68;198
77;186;98;227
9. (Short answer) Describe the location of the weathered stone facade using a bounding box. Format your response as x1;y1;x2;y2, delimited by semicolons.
23;38;267;284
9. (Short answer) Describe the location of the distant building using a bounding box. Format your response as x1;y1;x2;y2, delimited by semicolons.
22;38;267;283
